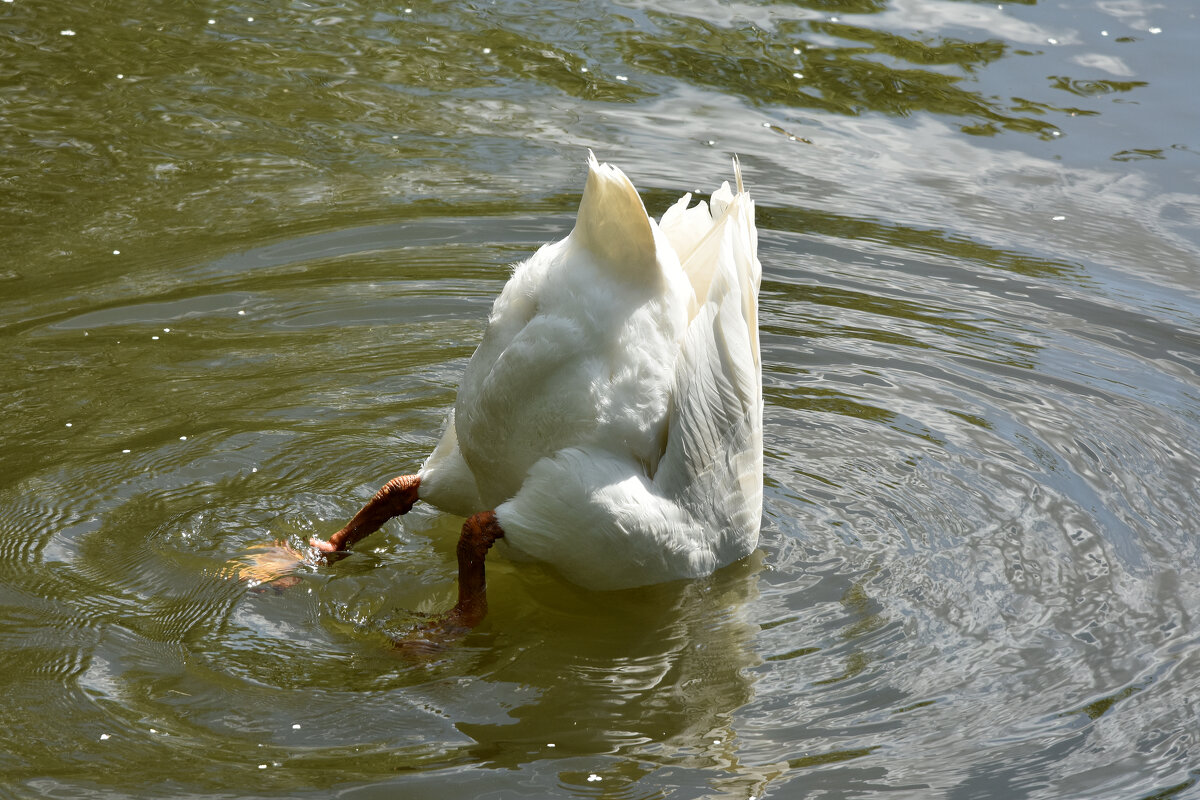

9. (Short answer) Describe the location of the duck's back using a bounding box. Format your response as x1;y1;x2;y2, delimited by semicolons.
446;157;693;510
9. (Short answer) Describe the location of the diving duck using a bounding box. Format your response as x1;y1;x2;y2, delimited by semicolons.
301;153;762;640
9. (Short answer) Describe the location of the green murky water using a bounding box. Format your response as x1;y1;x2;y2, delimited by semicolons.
3;1;1199;797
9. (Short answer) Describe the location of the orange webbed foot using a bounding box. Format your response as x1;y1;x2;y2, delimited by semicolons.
227;541;311;592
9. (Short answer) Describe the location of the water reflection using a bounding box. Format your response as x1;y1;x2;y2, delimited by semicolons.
3;0;1174;287
624;13;1069;136
462;554;767;778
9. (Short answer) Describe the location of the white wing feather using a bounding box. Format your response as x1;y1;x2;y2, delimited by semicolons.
654;176;763;566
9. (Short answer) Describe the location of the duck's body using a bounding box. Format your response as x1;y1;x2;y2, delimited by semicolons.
306;153;762;639
417;154;762;590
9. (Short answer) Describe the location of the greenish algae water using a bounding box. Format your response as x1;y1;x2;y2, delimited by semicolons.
2;1;1199;798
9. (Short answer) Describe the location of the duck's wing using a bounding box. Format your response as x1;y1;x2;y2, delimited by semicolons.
653;164;763;561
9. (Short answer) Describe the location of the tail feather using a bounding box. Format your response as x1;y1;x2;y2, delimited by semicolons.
570;152;660;282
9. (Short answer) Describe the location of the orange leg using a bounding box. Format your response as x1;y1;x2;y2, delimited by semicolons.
232;474;421;590
310;475;505;653
392;511;505;656
310;474;421;553
444;510;505;629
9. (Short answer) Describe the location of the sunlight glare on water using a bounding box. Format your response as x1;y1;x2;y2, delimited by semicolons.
1;0;1199;798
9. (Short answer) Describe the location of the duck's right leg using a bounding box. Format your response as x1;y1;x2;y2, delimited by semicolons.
389;510;505;657
311;474;421;554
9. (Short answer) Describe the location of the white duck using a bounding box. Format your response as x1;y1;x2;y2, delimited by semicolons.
307;152;762;640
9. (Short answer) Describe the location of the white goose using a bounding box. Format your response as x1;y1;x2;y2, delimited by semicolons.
301;153;762;640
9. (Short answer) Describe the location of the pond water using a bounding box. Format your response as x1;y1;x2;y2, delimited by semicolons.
3;1;1199;798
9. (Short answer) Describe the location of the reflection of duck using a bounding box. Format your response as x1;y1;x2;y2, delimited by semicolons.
311;152;763;640
463;551;776;792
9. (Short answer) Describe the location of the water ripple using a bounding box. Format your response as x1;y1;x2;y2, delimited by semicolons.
0;3;1198;788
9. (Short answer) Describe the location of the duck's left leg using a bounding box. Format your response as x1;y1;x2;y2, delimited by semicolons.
230;474;422;589
310;473;421;554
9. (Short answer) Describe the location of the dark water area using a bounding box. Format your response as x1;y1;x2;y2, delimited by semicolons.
2;1;1199;797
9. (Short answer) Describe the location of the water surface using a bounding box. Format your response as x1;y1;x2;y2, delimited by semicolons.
3;1;1200;797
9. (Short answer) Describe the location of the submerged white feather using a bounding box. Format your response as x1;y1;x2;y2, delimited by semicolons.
418;155;762;590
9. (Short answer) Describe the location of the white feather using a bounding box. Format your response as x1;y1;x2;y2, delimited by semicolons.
418;154;762;590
